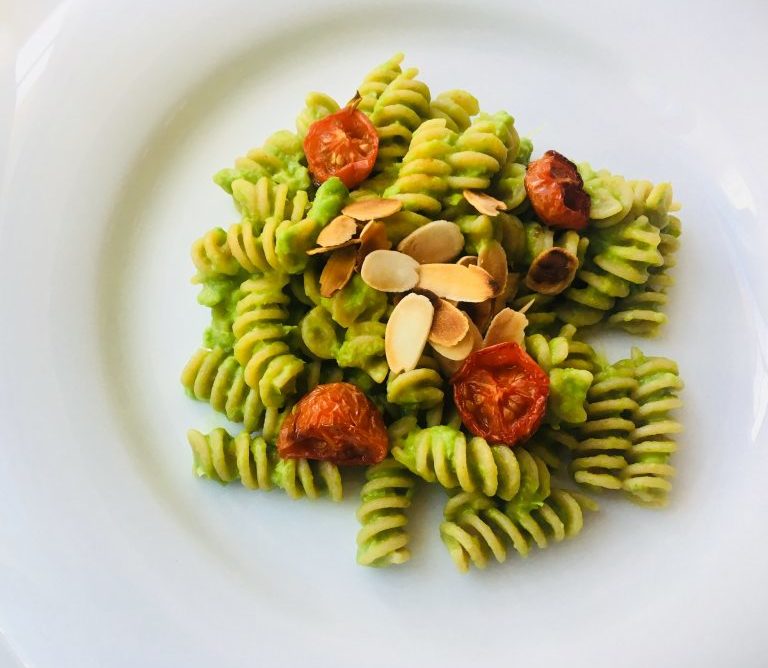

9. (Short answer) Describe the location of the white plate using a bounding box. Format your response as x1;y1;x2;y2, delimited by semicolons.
2;1;767;666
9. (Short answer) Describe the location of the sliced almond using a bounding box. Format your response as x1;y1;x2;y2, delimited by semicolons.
463;190;508;216
430;318;482;361
396;220;464;264
491;273;519;318
319;246;357;297
316;215;357;247
478;241;508;297
429;299;470;347
457;255;478;268
483;308;529;347
356;220;391;270
360;249;420;293
385;293;435;373
306;239;360;255
524;247;579;295
519;297;536;314
342;197;403;221
416;263;496;303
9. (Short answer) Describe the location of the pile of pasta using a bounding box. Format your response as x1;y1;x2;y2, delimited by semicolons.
182;54;683;571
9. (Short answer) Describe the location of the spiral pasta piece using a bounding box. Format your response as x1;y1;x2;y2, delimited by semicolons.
622;349;683;507
370;68;432;174
386;356;445;412
336;321;389;384
384;118;456;217
357;53;404;115
429;89;479;133
188;428;342;500
191;227;242;279
233;273;305;407
608;214;681;336
356;458;417;567
571;362;638;490
557;215;663;327
446;111;516;195
296;92;340;139
440;450;597;571
389;417;524;500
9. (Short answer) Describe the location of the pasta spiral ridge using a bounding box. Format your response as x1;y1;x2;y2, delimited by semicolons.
557;215;663;327
384;118;456;217
622;349;683;507
232;273;306;407
389;417;524;500
370;68;432;174
571;362;638;490
356;458;417;567
608;214;681;336
429;89;479;133
191;227;242;279
439;451;597;571
188;428;343;500
386;355;445;412
357;53;404;115
180;347;270;433
296;92;340;139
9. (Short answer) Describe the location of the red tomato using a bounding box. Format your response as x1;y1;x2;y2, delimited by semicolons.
303;104;379;189
524;150;590;230
451;342;550;446
277;382;388;465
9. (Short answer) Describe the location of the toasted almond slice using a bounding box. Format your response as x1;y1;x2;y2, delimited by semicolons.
306;239;360;255
524;247;579;295
519;298;536;314
396;220;464;264
457;255;478;267
342;197;403;221
491;273;519;318
466;299;493;334
356;220;392;270
463;190;508;216
385;293;435;373
360;249;420;293
416;263;496;303
429;299;470;347
316;215;358;247
483;308;529;347
430;318;482;361
319;246;357;297
478;241;508;297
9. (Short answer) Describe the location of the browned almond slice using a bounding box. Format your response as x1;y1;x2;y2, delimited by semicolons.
519;298;536;314
491;273;519;318
360;249;420;293
319;246;357;297
457;255;478;267
316;215;358;247
342;197;403;221
483;308;529;347
356;220;391;270
428;299;470;347
430;318;482;361
385;293;435;373
306;239;360;255
524;247;579;295
463;190;508;216
478;241;508;297
416;263;496;303
396;220;464;264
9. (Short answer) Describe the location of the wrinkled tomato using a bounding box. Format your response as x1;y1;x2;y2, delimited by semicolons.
303;103;379;189
524;150;590;230
451;342;549;446
277;382;388;465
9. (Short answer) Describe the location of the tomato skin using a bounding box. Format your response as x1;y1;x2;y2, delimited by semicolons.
303;106;379;189
524;150;590;230
277;382;389;465
451;342;550;446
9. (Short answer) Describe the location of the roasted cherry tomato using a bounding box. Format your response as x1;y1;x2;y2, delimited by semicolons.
524;150;590;230
303;103;379;189
277;382;388;465
451;342;550;446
